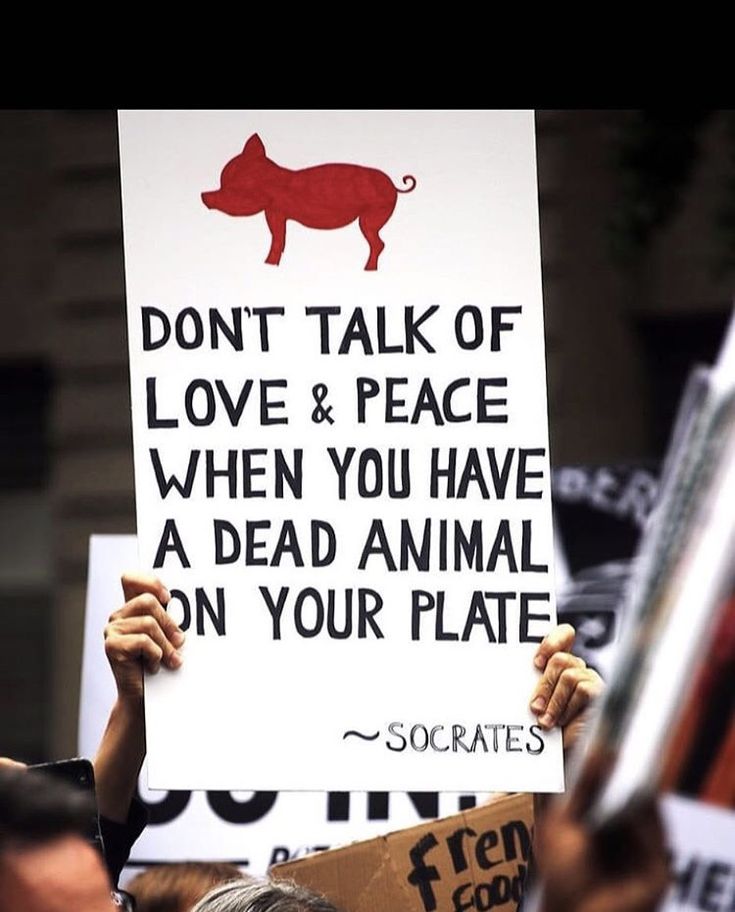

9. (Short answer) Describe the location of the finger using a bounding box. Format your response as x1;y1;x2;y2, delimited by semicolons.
105;632;165;675
530;651;585;714
557;673;603;728
533;623;576;670
121;572;171;607
537;666;591;729
106;615;182;670
0;758;27;771
109;593;185;648
105;616;182;670
539;666;585;728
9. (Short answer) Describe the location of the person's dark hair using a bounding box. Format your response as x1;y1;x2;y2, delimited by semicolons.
191;878;343;912
0;766;95;850
128;861;245;912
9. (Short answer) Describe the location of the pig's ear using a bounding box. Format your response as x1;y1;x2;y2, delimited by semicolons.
242;134;266;158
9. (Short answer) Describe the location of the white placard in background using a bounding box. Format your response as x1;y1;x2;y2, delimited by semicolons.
663;794;735;910
118;109;562;792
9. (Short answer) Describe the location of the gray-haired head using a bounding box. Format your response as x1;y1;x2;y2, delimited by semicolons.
191;878;343;912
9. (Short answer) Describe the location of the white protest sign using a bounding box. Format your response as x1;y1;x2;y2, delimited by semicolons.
78;535;495;878
663;794;735;910
119;109;562;792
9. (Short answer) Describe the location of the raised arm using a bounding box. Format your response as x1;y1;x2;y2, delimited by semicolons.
93;573;184;824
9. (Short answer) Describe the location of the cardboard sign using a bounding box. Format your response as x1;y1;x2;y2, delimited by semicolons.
272;792;533;912
118;110;562;792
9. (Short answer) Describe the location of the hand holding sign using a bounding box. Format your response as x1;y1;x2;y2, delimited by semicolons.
529;624;603;752
103;574;186;701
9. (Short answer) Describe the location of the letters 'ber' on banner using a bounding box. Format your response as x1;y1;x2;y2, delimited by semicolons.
118;110;563;792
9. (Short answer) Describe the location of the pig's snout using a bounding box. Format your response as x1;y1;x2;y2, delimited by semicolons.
200;183;265;217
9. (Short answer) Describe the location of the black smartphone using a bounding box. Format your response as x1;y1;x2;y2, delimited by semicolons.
29;758;105;856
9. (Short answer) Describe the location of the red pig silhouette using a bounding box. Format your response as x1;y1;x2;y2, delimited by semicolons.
201;133;416;271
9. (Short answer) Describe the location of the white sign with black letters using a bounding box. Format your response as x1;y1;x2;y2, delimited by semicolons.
118;109;562;792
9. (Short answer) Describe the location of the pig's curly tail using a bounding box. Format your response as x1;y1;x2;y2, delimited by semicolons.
396;175;417;193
